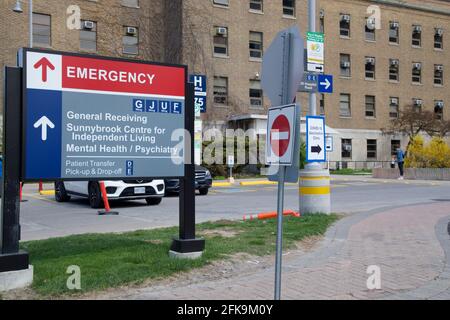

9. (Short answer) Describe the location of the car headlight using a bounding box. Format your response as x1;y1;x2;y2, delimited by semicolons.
205;170;211;177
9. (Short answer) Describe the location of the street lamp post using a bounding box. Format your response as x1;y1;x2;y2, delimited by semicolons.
13;0;33;48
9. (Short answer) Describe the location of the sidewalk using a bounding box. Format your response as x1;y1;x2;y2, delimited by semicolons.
100;202;450;300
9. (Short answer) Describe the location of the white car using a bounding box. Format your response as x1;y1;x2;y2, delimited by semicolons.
54;180;165;208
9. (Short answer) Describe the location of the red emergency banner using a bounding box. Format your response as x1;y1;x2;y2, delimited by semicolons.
62;56;185;97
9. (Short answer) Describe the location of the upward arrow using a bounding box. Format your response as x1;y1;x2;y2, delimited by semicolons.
33;57;55;82
34;116;55;141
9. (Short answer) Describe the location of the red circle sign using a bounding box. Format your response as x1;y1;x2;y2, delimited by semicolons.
270;115;291;157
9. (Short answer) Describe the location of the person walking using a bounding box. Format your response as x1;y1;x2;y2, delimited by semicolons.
396;148;406;180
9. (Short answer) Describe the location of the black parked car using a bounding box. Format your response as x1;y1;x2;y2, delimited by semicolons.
165;165;212;196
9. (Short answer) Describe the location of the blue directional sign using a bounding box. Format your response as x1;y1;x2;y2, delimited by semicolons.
190;75;207;113
22;49;187;181
306;116;326;163
318;74;333;94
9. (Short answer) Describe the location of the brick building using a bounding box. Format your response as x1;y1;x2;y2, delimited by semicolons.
1;0;449;163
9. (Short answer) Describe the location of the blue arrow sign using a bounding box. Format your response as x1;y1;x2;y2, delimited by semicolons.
318;74;333;94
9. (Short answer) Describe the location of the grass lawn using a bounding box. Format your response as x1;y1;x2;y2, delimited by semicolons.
331;169;372;175
21;214;338;298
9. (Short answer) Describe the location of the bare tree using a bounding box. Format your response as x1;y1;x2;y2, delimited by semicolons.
382;105;448;150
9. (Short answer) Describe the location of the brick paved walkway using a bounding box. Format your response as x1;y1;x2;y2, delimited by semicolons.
106;202;450;300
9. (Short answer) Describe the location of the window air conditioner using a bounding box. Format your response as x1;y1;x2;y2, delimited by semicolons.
366;17;376;29
390;59;399;66
320;10;325;19
341;61;351;68
436;65;444;72
413;25;422;33
83;21;94;30
436;101;444;108
391;98;399;105
341;14;351;22
366;57;375;65
413;63;422;70
126;27;138;35
391;22;399;29
216;27;228;36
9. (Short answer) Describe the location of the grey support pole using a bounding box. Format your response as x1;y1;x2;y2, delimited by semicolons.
29;0;33;48
274;31;292;301
308;0;317;117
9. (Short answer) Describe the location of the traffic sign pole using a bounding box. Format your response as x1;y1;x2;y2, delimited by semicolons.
308;0;317;117
273;31;292;301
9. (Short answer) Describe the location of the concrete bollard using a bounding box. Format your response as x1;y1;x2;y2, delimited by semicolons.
299;164;331;215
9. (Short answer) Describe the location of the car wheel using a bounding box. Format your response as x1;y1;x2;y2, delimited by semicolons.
88;182;103;209
199;188;209;196
55;181;71;202
146;197;162;206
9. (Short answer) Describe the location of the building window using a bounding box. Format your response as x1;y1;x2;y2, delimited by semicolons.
340;54;351;77
32;13;51;47
389;59;399;81
365;57;376;79
340;93;351;117
391;140;401;156
250;0;263;12
80;20;97;52
342;139;352;159
320;10;325;33
435;101;444;120
365;17;376;41
249;80;263;108
367;140;377;159
123;26;138;55
213;0;229;7
434;65;444;86
412;63;422;84
319;94;325;115
412;25;422;47
340;14;351;37
121;0;139;7
413;98;423;112
283;0;295;17
365;95;376;118
214;77;228;105
390;97;399;119
435;28;444;49
213;27;228;56
389;21;399;44
249;31;263;59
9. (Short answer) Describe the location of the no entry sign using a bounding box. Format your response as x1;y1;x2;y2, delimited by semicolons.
21;49;187;181
266;104;297;165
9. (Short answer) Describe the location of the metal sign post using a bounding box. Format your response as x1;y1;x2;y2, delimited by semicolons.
262;28;302;300
0;67;30;274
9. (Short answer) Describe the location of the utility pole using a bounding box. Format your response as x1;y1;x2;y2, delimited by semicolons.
308;0;317;117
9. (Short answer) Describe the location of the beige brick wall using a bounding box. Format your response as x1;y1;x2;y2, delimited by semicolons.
182;0;450;131
0;0;165;111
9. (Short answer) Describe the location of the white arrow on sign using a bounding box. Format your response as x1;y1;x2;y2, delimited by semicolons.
34;116;55;141
320;78;331;90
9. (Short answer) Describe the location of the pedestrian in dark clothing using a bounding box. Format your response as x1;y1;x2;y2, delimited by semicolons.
396;148;405;180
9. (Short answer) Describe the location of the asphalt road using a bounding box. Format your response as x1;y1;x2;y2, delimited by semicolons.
18;176;450;241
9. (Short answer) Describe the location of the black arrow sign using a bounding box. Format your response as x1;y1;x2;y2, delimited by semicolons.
311;145;322;154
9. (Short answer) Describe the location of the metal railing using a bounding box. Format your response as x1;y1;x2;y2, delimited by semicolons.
327;161;396;171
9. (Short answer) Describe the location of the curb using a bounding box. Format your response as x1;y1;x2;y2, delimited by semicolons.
40;190;55;196
212;182;233;187
240;181;278;186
